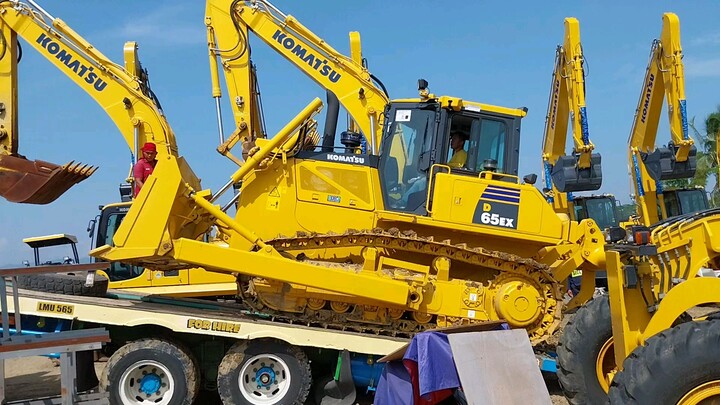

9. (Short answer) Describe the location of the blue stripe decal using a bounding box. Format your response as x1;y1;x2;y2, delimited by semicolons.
484;187;520;197
482;195;520;204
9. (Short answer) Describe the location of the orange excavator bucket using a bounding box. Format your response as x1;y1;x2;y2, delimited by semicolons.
0;155;96;204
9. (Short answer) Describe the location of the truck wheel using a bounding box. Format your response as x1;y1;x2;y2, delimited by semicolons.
557;295;615;405
16;272;108;297
100;338;199;405
218;339;312;405
608;320;720;404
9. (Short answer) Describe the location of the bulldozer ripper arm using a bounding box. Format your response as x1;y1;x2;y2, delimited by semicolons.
0;155;96;204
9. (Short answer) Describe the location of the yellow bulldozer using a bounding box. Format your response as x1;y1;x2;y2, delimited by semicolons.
0;0;607;346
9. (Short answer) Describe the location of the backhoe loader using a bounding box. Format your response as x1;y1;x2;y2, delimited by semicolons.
557;13;720;405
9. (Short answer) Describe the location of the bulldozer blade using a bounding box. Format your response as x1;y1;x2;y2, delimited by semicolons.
0;155;97;204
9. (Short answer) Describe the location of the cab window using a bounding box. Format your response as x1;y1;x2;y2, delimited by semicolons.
447;114;506;172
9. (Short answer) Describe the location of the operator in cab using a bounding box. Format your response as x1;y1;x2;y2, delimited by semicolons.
133;142;158;198
448;131;468;168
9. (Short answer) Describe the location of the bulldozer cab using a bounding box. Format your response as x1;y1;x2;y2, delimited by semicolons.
378;101;522;214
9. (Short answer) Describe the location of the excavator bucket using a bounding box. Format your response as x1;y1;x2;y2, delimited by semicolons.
550;153;603;193
0;155;96;204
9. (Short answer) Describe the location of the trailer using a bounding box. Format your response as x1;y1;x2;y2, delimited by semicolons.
6;287;405;404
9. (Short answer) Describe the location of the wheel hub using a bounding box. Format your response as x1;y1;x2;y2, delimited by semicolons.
255;366;276;388
240;354;292;402
679;380;720;404
119;360;174;405
139;372;162;395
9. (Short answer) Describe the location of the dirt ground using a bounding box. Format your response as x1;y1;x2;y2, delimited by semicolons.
4;356;569;404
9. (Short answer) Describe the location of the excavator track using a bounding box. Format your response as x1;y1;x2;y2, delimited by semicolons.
246;227;563;344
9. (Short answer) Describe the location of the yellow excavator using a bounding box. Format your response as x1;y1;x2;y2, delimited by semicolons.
557;13;720;404
541;17;607;222
626;12;708;226
0;0;237;296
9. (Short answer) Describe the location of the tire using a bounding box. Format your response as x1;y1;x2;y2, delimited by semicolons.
99;338;199;405
608;320;720;404
557;295;614;405
16;272;108;297
218;339;312;405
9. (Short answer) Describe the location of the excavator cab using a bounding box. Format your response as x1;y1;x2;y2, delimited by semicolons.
571;194;619;230
379;100;522;214
662;187;709;217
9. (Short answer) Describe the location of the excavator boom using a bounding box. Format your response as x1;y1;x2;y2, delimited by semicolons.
541;17;602;199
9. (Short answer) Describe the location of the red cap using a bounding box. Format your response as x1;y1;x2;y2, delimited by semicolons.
141;142;157;153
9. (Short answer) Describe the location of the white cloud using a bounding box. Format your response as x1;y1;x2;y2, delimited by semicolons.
103;4;205;47
689;32;720;47
684;57;720;78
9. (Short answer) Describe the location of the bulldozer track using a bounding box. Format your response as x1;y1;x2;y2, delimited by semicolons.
248;227;564;344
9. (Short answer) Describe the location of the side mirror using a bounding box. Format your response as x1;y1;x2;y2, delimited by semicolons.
523;173;538;185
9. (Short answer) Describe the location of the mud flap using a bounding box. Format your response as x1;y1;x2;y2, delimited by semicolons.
320;350;356;405
0;154;96;204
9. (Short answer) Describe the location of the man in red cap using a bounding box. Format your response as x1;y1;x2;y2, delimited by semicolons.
133;142;158;197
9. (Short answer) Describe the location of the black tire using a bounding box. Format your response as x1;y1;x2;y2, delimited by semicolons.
16;272;108;297
99;338;199;405
608;320;720;404
218;339;311;405
557;294;614;405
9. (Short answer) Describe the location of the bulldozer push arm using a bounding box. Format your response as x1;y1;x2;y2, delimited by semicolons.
628;13;695;226
541;17;602;214
205;0;389;161
0;0;178;204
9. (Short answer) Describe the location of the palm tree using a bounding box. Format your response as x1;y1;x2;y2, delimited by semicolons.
694;108;720;206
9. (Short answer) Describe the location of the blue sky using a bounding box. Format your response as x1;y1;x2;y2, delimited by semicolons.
1;0;719;265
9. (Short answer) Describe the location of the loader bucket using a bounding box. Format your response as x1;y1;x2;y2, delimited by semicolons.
0;155;96;204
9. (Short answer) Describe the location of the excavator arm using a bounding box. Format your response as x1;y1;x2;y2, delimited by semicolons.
541;17;602;214
205;0;389;159
628;13;695;226
0;0;178;204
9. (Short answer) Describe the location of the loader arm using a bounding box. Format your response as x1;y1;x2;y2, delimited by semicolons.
205;0;389;158
0;0;178;204
541;17;602;215
628;13;694;226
